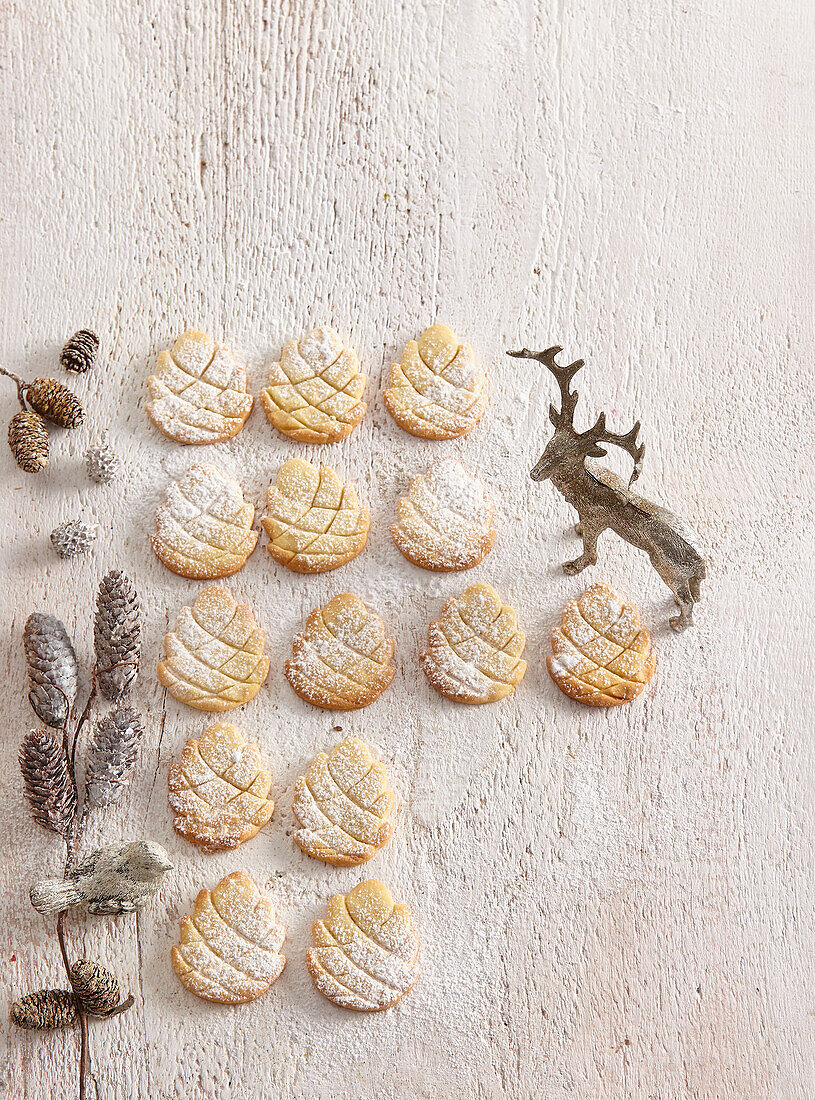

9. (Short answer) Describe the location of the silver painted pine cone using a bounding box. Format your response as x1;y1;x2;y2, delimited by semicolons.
94;570;141;701
23;613;78;727
50;520;96;559
85;706;144;808
85;433;120;484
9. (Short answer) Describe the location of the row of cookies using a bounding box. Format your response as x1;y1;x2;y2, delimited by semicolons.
170;727;395;865
151;455;494;580
157;581;656;712
147;324;487;446
173;871;419;1012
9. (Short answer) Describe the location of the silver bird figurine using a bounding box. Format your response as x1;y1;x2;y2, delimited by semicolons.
30;840;173;916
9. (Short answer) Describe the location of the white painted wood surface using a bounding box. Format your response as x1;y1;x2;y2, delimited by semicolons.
1;1;813;1096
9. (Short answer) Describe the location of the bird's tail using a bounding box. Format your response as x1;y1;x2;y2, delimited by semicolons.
29;878;81;914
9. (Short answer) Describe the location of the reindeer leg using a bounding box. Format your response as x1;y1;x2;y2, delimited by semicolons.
563;520;600;575
669;580;694;632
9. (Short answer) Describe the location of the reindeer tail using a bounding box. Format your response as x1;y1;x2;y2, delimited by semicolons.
30;878;81;914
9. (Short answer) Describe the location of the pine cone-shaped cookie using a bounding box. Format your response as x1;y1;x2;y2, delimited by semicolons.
8;410;49;472
172;872;286;1004
285;593;395;711
169;722;274;852
23;613;78;727
147;330;254;444
547;583;656;706
384;324;487;439
158;586;270;711
391;457;495;571
94;570;141;701
421;583;527;704
293;737;396;865
152;464;258;579
307;880;419;1011
262;458;369;573
260;327;366;444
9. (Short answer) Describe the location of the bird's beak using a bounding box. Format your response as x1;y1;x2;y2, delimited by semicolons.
157;856;174;872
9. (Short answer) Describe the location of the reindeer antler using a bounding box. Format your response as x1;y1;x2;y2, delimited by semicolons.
507;346;585;427
580;413;645;486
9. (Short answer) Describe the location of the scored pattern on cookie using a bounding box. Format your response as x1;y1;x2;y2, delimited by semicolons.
260;327;366;444
391;457;495;571
547;582;656;707
285;593;395;711
147;330;254;444
172;872;286;1004
158;586;270;712
307;880;419;1012
420;583;527;704
293;737;396;865
384;324;487;439
169;722;274;852
152;464;258;579
262;458;369;573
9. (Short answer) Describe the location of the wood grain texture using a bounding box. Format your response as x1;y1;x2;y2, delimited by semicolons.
1;1;813;1096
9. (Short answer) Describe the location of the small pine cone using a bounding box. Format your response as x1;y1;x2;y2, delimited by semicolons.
11;989;77;1029
8;410;49;472
50;520;96;558
23;612;78;727
85;433;120;484
69;960;119;1016
60;330;99;374
94;570;142;701
26;378;84;428
19;729;77;838
85;705;144;808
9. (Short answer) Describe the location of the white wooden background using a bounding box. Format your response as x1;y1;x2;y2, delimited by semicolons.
1;2;813;1097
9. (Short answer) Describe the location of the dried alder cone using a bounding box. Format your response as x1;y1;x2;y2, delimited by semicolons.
260;326;366;443
94;569;142;701
308;880;419;1012
168;722;274;852
420;583;527;704
19;730;77;840
11;989;77;1030
151;464;258;579
158;586;270;711
293;736;396;866
147;329;253;444
262;457;369;573
85;706;144;809
172;871;286;1004
384;323;487;439
285;593;395;711
60;329;99;374
11;961;123;1029
8;410;49;472
23;612;79;727
547;582;656;706
25;378;84;427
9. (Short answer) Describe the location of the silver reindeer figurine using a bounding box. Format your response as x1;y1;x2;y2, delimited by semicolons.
508;345;706;631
